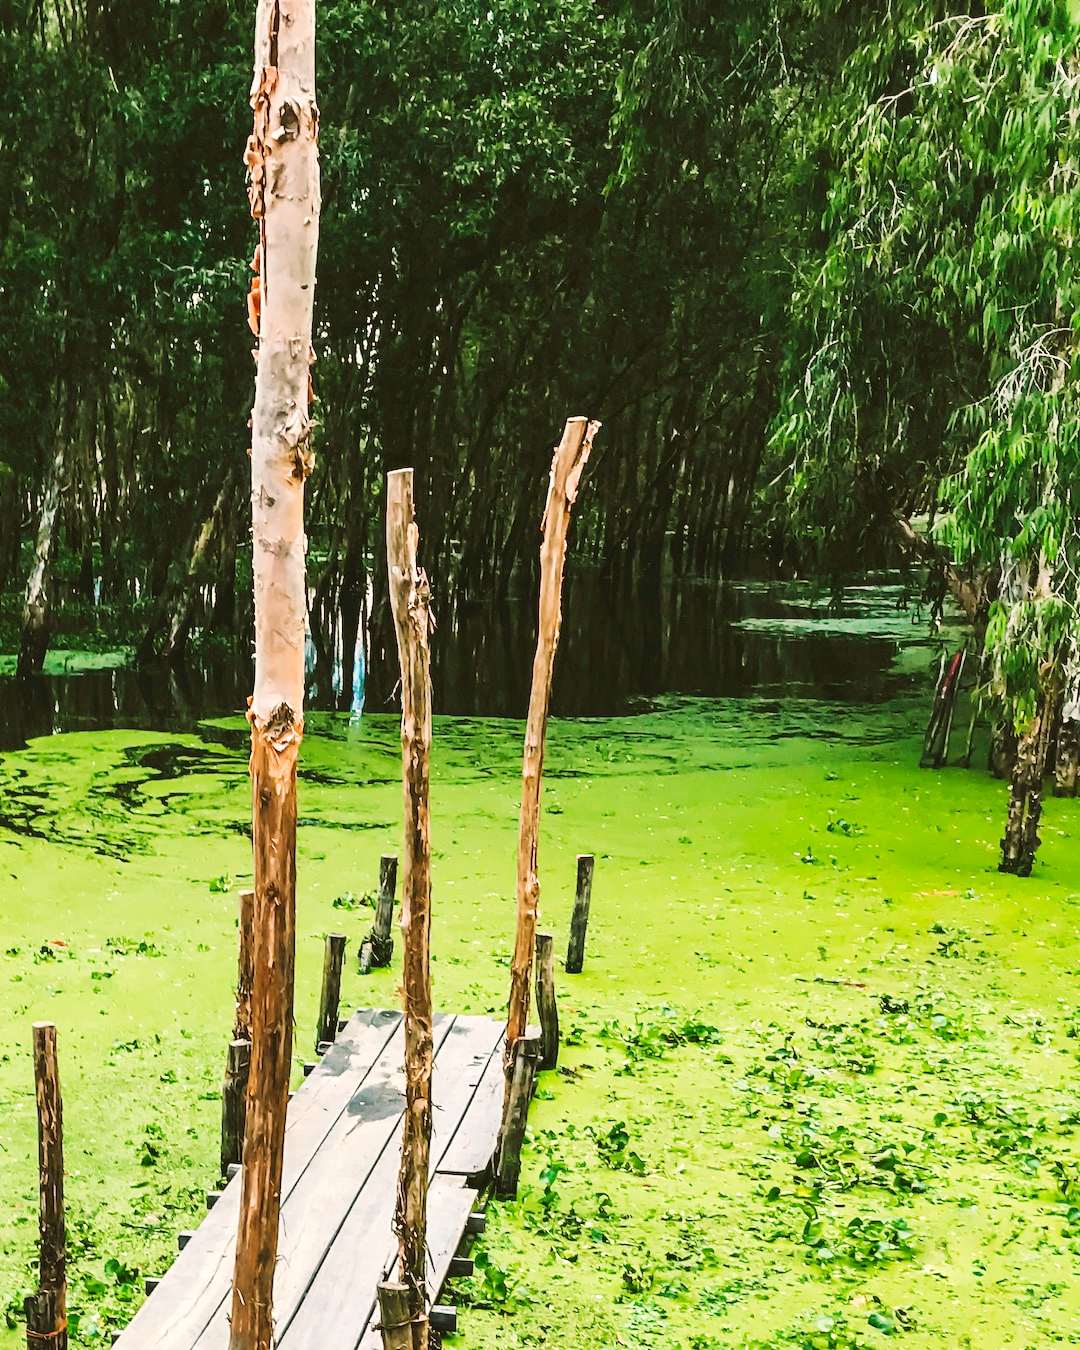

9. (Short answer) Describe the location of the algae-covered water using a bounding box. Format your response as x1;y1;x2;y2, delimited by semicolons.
1;582;1077;1348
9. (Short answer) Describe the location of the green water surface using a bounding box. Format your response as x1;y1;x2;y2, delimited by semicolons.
0;685;1077;1347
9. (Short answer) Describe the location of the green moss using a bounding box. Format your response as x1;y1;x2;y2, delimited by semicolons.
0;690;1077;1346
0;649;132;677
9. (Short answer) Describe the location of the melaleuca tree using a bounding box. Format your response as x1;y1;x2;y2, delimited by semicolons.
770;0;1080;870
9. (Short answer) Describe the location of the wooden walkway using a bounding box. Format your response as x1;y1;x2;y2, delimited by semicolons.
115;1009;505;1349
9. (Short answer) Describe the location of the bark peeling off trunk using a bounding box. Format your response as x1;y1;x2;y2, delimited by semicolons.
505;417;599;1069
386;469;434;1349
230;1;319;1347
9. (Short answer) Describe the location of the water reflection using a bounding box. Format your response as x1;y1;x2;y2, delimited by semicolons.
0;574;940;749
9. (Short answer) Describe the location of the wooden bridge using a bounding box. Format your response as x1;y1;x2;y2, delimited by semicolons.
115;1009;506;1349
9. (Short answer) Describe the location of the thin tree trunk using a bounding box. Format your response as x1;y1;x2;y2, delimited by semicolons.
229;1;320;1347
999;686;1056;876
505;417;599;1066
385;469;434;1350
18;435;66;676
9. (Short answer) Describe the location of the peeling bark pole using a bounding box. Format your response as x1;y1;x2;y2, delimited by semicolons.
505;418;599;1079
229;2;320;1347
315;933;347;1050
25;1022;66;1350
385;469;434;1350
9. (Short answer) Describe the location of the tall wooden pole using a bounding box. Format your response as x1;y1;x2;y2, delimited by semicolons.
383;469;434;1350
505;417;599;1067
230;0;320;1345
25;1022;66;1350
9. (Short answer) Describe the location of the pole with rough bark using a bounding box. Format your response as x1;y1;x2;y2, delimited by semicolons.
383;468;434;1350
25;1022;66;1350
230;2;320;1346
505;417;599;1068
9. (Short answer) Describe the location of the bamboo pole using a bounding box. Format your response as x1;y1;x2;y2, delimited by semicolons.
229;0;320;1345
385;468;435;1350
505;417;599;1067
25;1022;66;1350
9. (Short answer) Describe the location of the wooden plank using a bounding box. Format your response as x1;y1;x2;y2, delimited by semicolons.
114;1010;401;1349
190;1016;457;1350
276;1016;503;1350
354;1176;477;1350
436;1034;504;1183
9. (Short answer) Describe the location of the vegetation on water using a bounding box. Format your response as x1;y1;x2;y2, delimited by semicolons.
0;635;1077;1345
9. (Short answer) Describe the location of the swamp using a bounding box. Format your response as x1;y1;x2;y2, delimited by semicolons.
2;2;1079;1348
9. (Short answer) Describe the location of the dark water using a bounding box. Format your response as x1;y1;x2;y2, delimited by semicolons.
0;574;942;750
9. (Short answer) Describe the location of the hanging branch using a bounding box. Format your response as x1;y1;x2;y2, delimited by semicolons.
505;416;599;1065
382;468;435;1350
229;1;320;1346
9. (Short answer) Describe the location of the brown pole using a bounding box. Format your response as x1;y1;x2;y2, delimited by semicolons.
315;932;347;1050
25;1021;66;1350
234;887;256;1042
505;417;599;1069
230;0;320;1345
385;468;435;1350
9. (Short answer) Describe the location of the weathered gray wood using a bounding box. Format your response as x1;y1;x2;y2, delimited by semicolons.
192;1018;456;1350
114;1012;507;1350
437;1036;503;1184
219;1039;250;1176
375;1283;411;1350
360;855;397;974
565;853;594;973
355;1177;476;1350
496;1032;541;1198
25;1021;66;1350
277;1019;501;1350
535;931;559;1070
316;933;347;1050
430;1307;457;1334
113;1010;401;1349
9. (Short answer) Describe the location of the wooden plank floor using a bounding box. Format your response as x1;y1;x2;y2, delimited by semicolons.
115;1009;505;1350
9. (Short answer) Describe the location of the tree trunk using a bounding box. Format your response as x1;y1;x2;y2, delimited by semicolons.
229;2;320;1347
18;435;66;677
385;469;434;1350
1055;641;1079;797
505;418;599;1069
999;688;1056;876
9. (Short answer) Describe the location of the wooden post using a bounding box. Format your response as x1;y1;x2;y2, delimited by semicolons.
315;933;347;1050
229;0;320;1345
360;854;398;974
535;932;559;1071
565;853;595;974
220;1038;251;1176
505;418;599;1071
386;468;434;1350
376;1282;413;1350
234;888;255;1042
496;1031;541;1199
25;1022;66;1350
